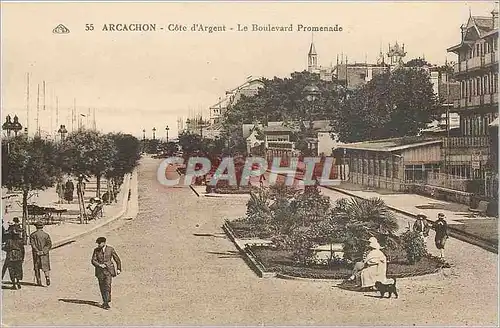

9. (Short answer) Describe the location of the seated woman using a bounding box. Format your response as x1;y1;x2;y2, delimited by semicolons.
359;237;389;290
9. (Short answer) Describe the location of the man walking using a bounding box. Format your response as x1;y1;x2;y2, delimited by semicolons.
433;213;449;259
91;237;122;310
29;221;52;286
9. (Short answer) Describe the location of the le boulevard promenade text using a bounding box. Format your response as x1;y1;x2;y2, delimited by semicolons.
157;156;341;187
89;23;343;33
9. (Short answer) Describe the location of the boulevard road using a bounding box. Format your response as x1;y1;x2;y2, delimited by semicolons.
2;157;497;325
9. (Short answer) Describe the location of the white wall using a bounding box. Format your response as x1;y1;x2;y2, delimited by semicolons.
318;132;343;156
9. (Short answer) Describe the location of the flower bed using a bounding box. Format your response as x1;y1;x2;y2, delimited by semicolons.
250;245;443;280
226;220;272;239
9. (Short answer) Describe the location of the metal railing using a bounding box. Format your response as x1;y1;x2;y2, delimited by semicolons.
442;136;490;148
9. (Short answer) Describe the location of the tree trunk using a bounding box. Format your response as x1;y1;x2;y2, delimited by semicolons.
107;179;112;204
96;175;101;198
22;189;29;245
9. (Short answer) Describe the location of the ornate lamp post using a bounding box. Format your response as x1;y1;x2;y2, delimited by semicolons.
152;127;156;140
11;115;22;137
2;115;14;138
165;125;170;142
57;124;68;141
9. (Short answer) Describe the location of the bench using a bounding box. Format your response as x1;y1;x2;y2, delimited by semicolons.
469;200;489;215
27;205;68;225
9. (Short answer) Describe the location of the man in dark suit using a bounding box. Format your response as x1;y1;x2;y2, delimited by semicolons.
91;237;122;309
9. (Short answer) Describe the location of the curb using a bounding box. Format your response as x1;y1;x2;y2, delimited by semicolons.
189;185;200;197
275;272;344;282
222;221;276;278
46;171;135;250
324;186;498;254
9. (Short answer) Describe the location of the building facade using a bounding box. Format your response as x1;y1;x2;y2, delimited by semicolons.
335;138;442;192
446;10;498;193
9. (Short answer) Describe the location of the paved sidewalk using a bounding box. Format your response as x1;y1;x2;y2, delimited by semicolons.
1;172;136;249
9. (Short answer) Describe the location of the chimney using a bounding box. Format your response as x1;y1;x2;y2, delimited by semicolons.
493;10;499;29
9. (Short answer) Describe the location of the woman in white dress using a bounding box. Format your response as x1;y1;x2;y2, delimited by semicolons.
360;237;389;289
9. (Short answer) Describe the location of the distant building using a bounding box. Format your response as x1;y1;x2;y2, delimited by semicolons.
204;76;265;139
446;9;498;198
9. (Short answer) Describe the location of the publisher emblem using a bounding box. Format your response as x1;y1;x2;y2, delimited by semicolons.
53;24;70;34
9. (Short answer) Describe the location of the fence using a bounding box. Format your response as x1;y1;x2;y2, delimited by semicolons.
425;172;469;192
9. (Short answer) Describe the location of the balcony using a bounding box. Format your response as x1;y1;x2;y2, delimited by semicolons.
484;52;498;66
467;56;483;70
442;136;490;148
470;95;481;107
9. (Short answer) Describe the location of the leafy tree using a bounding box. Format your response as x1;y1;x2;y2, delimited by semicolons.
143;139;160;154
178;131;205;154
1;136;60;243
60;130;117;197
105;133;141;202
404;58;432;68
337;68;438;142
222;71;344;151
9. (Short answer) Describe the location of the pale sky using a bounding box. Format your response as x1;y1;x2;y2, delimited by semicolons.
1;1;497;139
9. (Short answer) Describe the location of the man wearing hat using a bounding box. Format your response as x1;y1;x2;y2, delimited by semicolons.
413;213;431;244
433;213;449;259
91;237;122;310
2;218;23;279
29;221;52;286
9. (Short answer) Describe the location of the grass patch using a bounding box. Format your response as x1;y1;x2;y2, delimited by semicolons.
451;219;498;244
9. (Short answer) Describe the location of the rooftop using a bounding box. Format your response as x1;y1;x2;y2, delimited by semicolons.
339;137;442;152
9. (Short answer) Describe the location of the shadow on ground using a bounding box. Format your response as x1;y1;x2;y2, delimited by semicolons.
58;298;102;308
193;233;227;239
2;281;42;288
207;250;242;259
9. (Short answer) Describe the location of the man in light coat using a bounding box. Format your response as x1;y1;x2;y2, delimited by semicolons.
30;221;52;286
91;237;122;310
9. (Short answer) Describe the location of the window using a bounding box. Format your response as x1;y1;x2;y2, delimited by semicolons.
360;73;366;80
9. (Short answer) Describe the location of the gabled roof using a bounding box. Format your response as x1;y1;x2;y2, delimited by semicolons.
448;13;498;52
263;125;294;133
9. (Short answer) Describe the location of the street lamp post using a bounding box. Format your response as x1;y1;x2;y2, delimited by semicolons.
152;127;156;140
3;115;14;138
57;124;68;141
142;129;146;140
303;84;321;156
166;125;170;142
11;115;22;137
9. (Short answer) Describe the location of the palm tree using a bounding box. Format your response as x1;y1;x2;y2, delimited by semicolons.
330;197;399;260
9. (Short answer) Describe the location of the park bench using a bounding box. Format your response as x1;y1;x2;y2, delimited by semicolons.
27;204;68;225
469;200;489;215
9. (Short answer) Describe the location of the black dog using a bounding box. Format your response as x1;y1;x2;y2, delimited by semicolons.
374;279;398;298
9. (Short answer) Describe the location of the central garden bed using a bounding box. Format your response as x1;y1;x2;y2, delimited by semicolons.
226;184;445;280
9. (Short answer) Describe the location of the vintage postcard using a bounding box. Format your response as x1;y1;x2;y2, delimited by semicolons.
1;1;498;326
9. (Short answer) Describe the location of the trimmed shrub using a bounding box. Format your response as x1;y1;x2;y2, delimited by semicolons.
400;230;427;264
